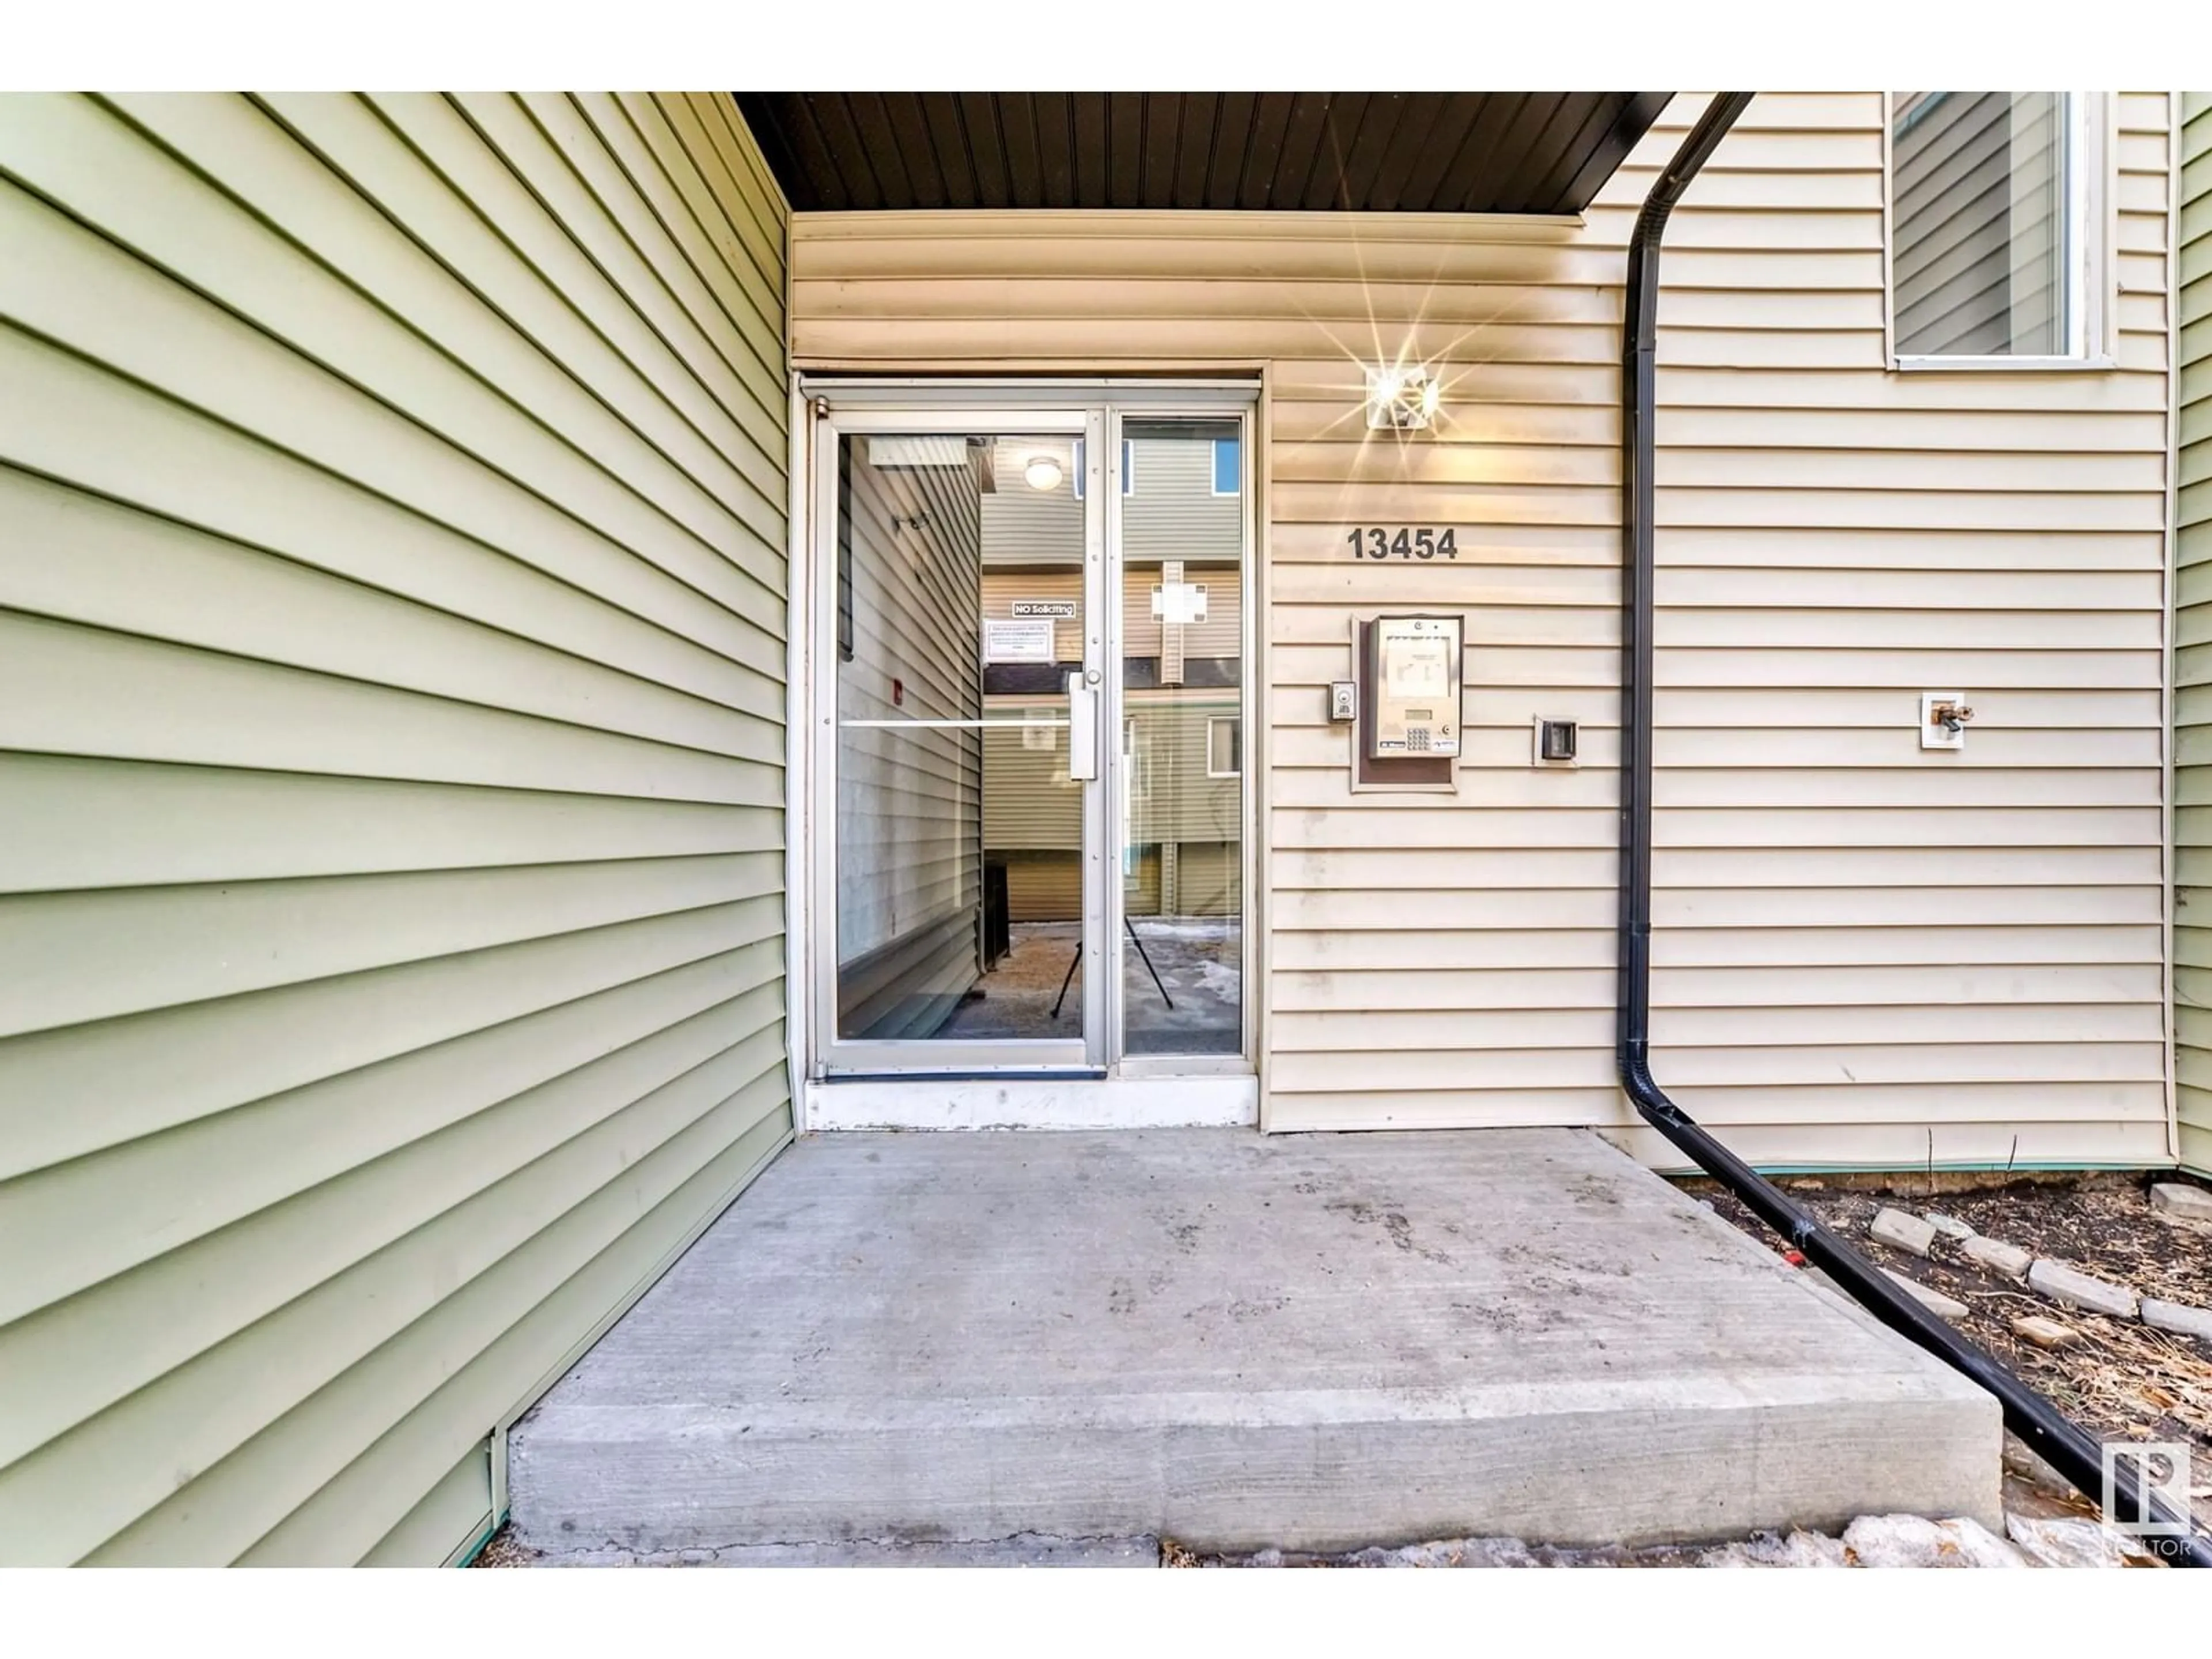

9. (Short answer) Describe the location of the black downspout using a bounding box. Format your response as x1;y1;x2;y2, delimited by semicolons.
1618;93;2211;1567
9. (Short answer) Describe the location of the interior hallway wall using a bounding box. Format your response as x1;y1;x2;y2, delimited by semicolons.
834;436;986;1036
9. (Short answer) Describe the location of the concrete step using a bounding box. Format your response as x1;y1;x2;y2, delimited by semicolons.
510;1128;1999;1557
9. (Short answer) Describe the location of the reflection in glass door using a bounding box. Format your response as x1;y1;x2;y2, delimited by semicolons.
825;418;1103;1067
1113;418;1245;1057
816;397;1249;1078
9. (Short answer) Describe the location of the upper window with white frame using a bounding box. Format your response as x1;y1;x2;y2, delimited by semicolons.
1211;437;1240;497
1887;92;2103;365
1206;715;1241;779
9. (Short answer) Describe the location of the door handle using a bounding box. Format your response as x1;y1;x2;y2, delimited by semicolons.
1066;672;1098;782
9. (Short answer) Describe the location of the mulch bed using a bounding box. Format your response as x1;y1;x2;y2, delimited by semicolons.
468;1523;535;1567
1691;1170;2212;1527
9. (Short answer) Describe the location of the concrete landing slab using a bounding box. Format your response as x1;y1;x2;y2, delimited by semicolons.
541;1533;1162;1567
509;1128;1999;1558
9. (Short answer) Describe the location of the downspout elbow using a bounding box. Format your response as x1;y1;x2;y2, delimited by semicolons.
1612;92;2211;1566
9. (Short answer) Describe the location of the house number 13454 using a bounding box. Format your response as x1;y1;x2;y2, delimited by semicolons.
1345;527;1459;559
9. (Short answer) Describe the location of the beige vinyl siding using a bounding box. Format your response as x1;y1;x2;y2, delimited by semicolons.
980;694;1237;914
981;435;1084;566
0;92;792;1565
1122;430;1244;562
978;431;1240;568
977;565;1243;857
1004;851;1084;922
835;435;984;1036
2178;92;2212;1177
983;700;1085;850
1124;846;1164;916
792;90;2173;1168
1127;694;1243;847
1126;563;1244;663
1176;840;1243;918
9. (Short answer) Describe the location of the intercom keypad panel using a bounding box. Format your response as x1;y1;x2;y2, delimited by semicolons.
1368;613;1463;760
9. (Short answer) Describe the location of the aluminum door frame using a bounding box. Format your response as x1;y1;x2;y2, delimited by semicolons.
1098;402;1257;1078
804;385;1259;1083
811;406;1106;1075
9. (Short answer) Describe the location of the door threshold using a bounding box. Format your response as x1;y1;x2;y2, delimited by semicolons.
825;1068;1109;1084
805;1074;1259;1131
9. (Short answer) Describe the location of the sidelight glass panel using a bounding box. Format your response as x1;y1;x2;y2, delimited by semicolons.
1118;418;1244;1056
833;430;1090;1043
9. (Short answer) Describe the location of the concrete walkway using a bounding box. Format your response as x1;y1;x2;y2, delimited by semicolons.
509;1128;1999;1560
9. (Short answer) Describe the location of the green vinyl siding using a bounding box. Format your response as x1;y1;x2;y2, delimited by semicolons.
2180;92;2212;1176
361;1444;498;1569
0;92;793;1564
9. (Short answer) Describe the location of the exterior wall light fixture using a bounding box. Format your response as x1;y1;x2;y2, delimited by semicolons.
1366;366;1440;431
1024;454;1065;490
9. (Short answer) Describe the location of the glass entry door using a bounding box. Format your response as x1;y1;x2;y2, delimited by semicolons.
814;399;1249;1077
